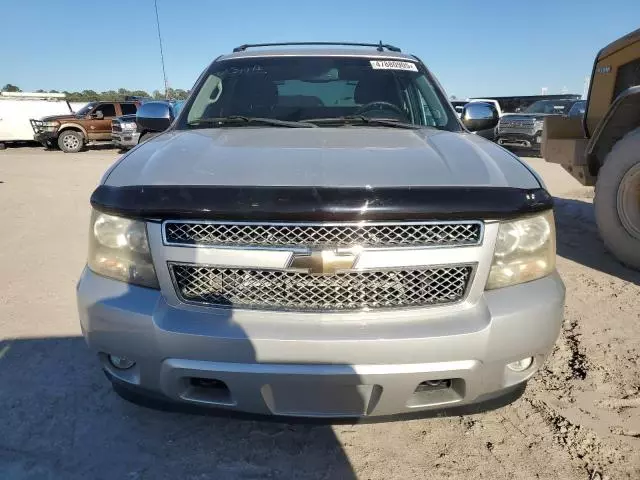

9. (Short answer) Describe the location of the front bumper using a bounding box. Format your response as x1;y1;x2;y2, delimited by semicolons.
111;132;140;148
496;131;543;151
34;130;58;145
77;268;564;418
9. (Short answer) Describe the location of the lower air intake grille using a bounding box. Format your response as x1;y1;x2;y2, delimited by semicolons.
171;264;473;311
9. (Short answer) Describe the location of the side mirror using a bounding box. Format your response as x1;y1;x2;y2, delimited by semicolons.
461;102;499;132
136;101;173;132
91;111;104;119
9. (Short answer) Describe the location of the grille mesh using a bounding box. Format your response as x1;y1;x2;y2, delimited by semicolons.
498;119;535;135
164;222;482;248
171;264;473;311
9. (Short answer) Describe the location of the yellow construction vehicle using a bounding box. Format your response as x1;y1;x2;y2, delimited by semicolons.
543;28;640;269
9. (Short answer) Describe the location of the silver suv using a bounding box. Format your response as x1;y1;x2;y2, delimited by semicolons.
77;42;564;418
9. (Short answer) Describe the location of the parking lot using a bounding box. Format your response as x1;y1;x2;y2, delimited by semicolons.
1;146;639;479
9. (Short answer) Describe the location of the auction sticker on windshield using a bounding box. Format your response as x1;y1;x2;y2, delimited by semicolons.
370;60;418;71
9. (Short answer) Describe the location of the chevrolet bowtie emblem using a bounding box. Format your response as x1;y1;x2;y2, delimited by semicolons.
289;249;358;275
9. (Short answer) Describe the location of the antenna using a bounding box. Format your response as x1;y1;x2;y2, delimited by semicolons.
154;0;169;99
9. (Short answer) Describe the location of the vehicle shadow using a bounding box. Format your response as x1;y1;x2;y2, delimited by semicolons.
1;265;527;480
0;335;359;479
82;143;121;152
554;196;640;285
0;140;43;149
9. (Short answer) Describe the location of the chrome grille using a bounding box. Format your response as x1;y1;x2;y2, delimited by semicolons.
170;264;473;311
500;119;534;128
498;119;534;135
164;222;482;248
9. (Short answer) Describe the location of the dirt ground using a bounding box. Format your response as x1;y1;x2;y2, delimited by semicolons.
0;147;638;480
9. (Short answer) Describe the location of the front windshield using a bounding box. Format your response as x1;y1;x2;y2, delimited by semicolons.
74;102;96;117
179;56;459;130
524;100;574;114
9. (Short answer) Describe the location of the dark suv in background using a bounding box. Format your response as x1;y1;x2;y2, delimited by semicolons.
495;98;583;153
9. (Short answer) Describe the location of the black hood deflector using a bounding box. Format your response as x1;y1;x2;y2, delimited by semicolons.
91;185;553;221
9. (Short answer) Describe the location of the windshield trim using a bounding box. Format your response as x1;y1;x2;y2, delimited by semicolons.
301;115;425;129
187;115;318;128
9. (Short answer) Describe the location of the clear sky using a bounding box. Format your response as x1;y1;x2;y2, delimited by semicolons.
0;0;638;98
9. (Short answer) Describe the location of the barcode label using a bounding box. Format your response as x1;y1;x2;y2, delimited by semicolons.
370;60;418;71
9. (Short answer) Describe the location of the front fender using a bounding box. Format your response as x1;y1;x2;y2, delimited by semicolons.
587;85;640;175
58;123;88;138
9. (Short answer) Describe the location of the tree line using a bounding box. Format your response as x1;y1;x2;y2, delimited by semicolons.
1;84;189;101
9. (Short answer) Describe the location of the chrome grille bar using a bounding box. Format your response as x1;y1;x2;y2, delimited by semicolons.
164;221;483;249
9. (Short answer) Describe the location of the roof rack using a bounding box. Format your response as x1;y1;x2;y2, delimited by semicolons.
232;41;401;53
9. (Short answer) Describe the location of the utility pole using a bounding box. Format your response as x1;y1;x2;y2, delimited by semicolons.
154;0;169;99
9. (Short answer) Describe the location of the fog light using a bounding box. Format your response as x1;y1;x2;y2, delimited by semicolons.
415;379;452;392
108;354;135;370
507;357;534;372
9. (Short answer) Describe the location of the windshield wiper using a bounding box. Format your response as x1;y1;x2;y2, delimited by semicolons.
188;115;317;128
302;115;422;129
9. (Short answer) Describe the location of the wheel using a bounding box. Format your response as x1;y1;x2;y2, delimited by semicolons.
138;132;158;144
594;127;640;270
57;130;84;153
0;142;6;150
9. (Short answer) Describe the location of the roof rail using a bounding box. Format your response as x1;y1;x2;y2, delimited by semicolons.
0;91;67;99
232;41;401;53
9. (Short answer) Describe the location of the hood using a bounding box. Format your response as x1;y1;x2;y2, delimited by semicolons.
104;127;540;189
39;113;77;122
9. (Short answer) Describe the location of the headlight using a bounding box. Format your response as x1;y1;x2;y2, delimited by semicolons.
486;210;556;290
121;122;137;130
87;210;159;288
533;119;544;131
38;121;60;131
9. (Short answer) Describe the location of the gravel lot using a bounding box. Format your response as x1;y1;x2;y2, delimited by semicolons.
1;146;639;480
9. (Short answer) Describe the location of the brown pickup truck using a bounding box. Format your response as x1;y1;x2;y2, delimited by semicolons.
31;101;139;152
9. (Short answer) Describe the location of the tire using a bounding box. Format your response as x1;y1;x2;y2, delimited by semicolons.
594;127;640;270
138;132;158;144
0;142;6;150
57;130;84;153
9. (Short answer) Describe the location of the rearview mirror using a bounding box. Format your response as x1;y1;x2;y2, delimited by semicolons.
461;103;499;132
136;101;173;132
